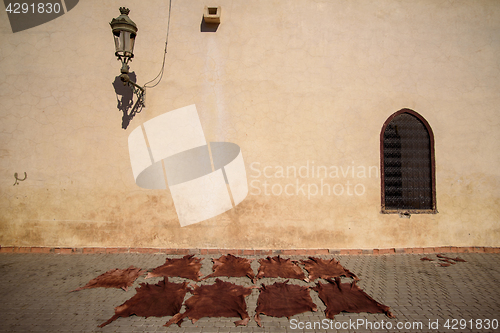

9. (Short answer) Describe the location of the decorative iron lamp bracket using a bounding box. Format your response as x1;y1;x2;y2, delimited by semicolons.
119;61;145;108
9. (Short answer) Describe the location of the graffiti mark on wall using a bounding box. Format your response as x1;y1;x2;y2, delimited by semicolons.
128;105;248;227
13;172;27;185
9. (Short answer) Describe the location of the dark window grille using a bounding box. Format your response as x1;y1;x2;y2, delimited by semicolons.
381;110;436;213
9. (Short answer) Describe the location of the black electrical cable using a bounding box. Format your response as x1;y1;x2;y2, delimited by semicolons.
143;0;172;89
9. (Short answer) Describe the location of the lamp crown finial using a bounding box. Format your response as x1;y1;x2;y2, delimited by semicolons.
119;7;130;15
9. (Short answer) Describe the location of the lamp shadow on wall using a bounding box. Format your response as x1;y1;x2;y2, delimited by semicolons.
113;73;143;130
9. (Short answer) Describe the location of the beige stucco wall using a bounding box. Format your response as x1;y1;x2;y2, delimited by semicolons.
0;0;499;249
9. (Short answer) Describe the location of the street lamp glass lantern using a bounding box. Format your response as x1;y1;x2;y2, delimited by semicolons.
110;7;138;60
113;30;136;56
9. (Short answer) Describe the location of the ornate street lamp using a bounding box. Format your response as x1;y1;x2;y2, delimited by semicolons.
110;7;145;108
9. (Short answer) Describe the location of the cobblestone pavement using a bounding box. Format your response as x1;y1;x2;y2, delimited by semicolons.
0;253;499;333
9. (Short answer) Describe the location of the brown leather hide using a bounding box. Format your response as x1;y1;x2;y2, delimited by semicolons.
99;278;189;328
254;280;317;327
300;257;358;282
312;278;395;319
202;254;255;282
70;266;145;292
437;254;466;262
439;259;456;265
255;256;306;280
165;279;254;327
146;255;203;281
421;254;466;266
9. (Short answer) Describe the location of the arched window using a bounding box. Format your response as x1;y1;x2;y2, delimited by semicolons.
380;109;437;213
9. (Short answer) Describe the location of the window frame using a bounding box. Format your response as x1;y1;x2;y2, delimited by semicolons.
380;109;437;214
